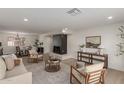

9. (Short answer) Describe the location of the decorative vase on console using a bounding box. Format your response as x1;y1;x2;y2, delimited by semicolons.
79;44;85;52
98;44;106;55
96;48;101;55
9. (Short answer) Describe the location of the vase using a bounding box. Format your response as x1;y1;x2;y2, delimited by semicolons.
80;48;83;51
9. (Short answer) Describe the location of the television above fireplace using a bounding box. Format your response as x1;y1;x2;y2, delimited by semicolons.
53;34;67;54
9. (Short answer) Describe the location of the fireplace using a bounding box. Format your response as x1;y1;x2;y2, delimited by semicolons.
53;46;61;54
53;34;67;54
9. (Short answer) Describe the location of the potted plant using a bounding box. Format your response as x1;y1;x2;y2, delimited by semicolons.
79;44;85;51
34;39;43;47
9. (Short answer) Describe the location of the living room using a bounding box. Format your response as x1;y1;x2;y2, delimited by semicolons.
0;8;124;84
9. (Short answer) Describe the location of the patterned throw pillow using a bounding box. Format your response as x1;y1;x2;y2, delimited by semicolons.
3;55;15;70
0;57;6;79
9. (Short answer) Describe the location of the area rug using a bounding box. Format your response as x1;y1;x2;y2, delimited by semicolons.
23;57;70;84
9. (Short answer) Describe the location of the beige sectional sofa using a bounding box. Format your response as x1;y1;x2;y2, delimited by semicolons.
0;54;32;84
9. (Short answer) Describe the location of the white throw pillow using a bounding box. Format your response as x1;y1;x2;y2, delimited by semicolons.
3;55;15;70
0;57;6;79
11;54;17;59
84;63;104;73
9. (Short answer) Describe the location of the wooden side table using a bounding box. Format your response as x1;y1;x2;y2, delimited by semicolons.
14;59;21;66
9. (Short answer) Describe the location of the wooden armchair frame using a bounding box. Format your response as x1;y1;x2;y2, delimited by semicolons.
29;50;43;61
70;65;106;84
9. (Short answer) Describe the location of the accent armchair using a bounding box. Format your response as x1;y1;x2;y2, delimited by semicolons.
29;49;43;62
70;63;106;84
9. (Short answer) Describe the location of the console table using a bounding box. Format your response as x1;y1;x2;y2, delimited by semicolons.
77;51;108;68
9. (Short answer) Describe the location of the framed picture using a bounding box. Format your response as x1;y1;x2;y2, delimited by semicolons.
86;36;101;48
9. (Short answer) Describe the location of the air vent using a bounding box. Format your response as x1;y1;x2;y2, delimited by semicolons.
67;8;81;16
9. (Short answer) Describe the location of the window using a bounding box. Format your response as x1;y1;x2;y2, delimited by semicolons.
7;34;26;47
8;41;14;46
8;36;15;46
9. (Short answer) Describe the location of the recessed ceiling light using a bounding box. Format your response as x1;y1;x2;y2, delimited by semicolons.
62;28;68;33
62;29;66;33
62;30;66;33
24;18;28;22
107;16;113;20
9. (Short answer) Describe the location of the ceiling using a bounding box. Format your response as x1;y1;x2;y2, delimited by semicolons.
0;8;124;34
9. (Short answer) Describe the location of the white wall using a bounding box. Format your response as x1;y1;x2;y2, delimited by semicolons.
39;34;52;53
0;32;38;54
39;22;124;71
68;23;124;71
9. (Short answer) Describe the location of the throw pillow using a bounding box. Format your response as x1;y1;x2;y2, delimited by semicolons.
0;57;6;79
3;55;15;70
84;63;104;73
11;54;17;59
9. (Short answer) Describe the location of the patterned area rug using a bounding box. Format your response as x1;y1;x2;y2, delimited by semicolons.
23;57;70;84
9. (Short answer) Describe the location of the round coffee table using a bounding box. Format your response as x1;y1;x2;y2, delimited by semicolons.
45;59;60;72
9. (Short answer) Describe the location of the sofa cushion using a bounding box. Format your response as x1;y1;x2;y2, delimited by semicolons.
84;62;104;73
0;57;6;79
0;72;32;84
6;61;27;78
2;55;15;70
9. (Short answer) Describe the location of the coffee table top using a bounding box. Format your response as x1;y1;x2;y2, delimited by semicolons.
49;58;60;63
